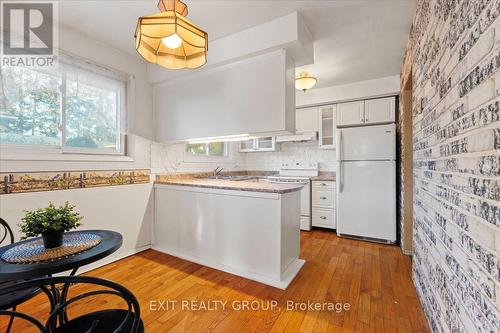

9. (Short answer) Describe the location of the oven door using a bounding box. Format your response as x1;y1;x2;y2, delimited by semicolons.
268;178;311;230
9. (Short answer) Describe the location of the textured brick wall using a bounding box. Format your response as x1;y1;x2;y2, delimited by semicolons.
401;0;500;332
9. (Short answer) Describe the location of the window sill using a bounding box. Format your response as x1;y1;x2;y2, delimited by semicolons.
0;147;134;163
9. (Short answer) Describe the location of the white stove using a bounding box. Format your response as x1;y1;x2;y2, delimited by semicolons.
268;162;318;231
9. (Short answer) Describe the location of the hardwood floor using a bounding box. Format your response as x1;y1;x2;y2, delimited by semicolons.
1;230;429;332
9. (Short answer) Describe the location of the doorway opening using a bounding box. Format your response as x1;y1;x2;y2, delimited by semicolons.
400;71;413;255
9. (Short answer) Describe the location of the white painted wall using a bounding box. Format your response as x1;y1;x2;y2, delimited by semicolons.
0;24;155;264
0;184;153;273
296;75;400;107
0;23;154;173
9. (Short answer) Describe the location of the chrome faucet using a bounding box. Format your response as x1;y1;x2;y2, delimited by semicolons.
213;166;224;177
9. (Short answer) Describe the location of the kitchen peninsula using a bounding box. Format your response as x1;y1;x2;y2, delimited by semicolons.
154;175;305;289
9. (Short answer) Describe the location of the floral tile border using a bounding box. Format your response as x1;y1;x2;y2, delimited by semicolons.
0;170;150;194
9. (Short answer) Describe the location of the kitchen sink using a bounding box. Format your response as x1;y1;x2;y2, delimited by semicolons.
206;175;258;181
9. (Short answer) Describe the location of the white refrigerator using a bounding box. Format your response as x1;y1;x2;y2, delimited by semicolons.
336;123;396;243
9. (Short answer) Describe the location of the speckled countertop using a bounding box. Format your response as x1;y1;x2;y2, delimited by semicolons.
310;172;336;181
155;178;304;194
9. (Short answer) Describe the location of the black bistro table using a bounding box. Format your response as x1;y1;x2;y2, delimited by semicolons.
0;230;122;282
0;230;122;327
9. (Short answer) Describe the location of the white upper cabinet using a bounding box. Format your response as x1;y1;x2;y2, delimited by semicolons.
319;105;336;149
256;137;276;151
364;97;395;125
239;137;276;152
336;97;395;127
336;101;365;127
296;107;318;133
239;139;256;152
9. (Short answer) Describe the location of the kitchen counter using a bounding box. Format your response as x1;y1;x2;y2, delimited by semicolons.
154;178;304;194
310;172;336;181
154;177;305;289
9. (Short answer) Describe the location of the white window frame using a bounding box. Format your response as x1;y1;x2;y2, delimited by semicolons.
184;142;236;163
0;53;129;160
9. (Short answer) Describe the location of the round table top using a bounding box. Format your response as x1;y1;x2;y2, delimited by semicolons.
0;230;122;281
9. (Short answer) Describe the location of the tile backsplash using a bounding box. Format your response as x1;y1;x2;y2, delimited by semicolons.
151;140;336;174
245;141;336;171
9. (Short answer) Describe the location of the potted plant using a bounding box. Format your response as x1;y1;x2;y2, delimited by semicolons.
20;202;83;249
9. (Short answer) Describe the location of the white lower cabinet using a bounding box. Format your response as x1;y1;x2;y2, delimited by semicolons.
311;180;336;229
312;208;335;229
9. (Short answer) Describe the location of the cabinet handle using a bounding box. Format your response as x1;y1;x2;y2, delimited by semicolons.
321;183;327;186
320;216;327;219
320;196;327;200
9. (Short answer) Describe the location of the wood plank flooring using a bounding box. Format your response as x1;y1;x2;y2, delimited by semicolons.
1;230;429;332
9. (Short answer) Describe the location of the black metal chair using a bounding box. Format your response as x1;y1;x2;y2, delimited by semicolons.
0;217;44;332
0;276;144;332
0;217;14;245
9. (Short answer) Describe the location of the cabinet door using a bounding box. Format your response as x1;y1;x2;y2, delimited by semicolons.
319;105;336;149
255;137;276;151
336;101;365;127
296;107;318;132
239;139;255;152
365;97;395;124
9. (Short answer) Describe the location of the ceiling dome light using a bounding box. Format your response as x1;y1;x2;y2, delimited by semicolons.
135;0;208;69
295;71;317;92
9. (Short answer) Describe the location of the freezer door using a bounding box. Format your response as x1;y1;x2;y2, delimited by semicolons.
338;123;395;161
337;160;396;242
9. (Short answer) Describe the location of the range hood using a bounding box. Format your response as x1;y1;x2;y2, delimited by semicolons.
275;131;317;142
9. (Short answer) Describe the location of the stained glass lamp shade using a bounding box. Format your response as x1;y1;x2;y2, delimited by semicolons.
135;0;208;69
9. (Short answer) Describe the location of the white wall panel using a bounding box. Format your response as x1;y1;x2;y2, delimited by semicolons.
154;50;295;142
0;184;153;273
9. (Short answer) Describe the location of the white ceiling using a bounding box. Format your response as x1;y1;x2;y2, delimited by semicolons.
58;0;415;88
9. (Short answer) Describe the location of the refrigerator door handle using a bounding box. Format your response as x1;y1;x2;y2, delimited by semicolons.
338;130;343;161
339;162;343;193
339;131;344;192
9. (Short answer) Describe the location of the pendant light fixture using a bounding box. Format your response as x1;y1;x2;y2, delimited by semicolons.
135;0;208;69
295;71;317;92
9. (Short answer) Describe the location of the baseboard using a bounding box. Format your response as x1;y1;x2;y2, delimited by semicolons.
401;248;413;256
152;246;305;290
75;244;152;275
337;233;396;245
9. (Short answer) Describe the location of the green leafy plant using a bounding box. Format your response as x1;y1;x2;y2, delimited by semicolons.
19;202;83;239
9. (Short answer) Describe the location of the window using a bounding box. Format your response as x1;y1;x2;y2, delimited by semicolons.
0;55;127;154
185;142;228;157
